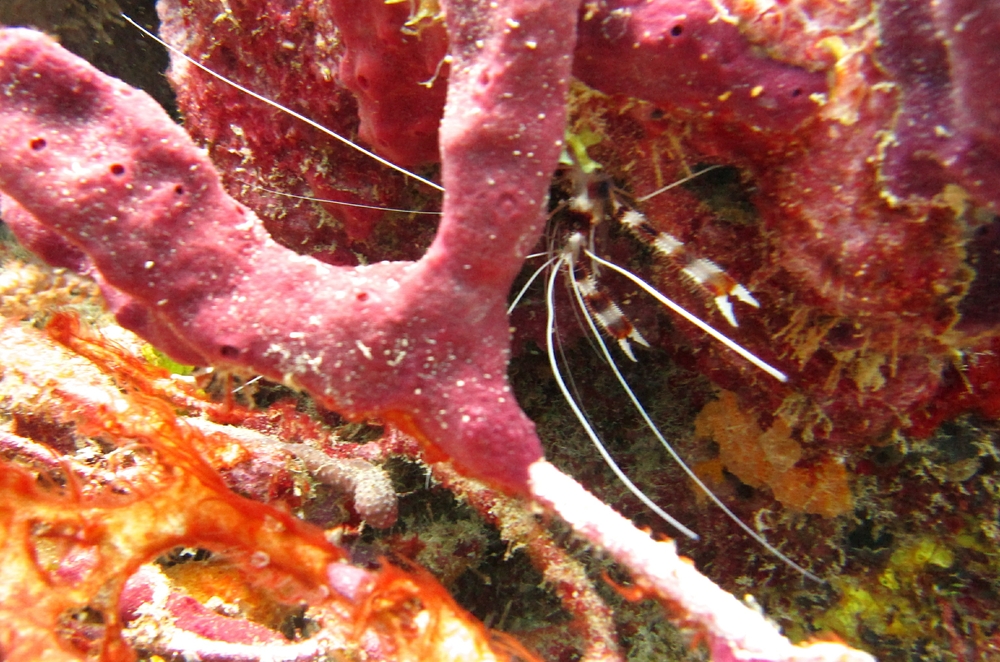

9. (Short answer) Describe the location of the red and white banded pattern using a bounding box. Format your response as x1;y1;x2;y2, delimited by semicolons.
555;166;762;361
570;250;650;361
616;207;759;328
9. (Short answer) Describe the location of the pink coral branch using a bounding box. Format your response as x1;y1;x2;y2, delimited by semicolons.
528;461;873;662
186;418;399;529
0;430;64;472
121;565;339;662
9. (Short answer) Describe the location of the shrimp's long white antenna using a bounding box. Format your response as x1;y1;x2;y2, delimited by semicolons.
508;255;559;315
636;165;721;203
122;14;444;194
565;256;823;582
250;185;443;215
545;254;700;541
585;250;788;382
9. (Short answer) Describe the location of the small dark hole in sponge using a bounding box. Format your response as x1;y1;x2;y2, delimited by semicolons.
791;88;803;98
29;137;47;151
220;345;240;358
174;185;184;195
110;164;126;176
670;24;683;37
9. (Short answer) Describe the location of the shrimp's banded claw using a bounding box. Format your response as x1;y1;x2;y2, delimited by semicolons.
615;204;760;327
568;234;650;362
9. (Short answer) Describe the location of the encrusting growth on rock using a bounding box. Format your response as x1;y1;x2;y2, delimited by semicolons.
694;390;853;518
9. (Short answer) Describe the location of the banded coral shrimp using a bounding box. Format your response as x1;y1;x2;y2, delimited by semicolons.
506;147;830;582
122;10;823;585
